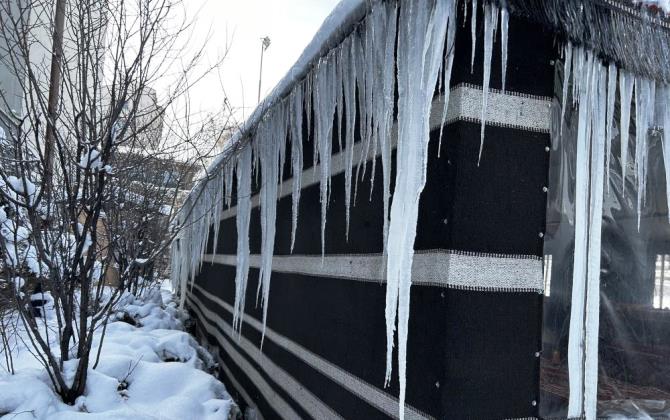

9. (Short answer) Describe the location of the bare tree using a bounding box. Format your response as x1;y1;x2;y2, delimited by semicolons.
0;0;230;404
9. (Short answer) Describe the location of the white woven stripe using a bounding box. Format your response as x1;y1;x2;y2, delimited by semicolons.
202;250;544;293
192;283;434;420
188;293;344;420
439;84;552;132
191;304;300;419
219;88;551;221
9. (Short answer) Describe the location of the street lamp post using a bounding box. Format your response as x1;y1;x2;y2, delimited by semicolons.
257;36;271;104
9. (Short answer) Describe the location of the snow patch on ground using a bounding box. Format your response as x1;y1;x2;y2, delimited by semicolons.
0;284;235;419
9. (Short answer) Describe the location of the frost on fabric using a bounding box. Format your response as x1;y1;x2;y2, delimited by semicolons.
385;1;452;420
232;147;252;333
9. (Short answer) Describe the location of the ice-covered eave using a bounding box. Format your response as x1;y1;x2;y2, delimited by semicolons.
490;0;670;84
184;0;369;206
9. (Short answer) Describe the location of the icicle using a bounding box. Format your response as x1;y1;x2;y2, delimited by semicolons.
470;0;478;74
584;62;607;420
634;77;654;230
314;57;337;257
438;1;458;157
477;2;498;165
257;108;282;345
661;86;670;223
354;25;371;201
567;48;594;419
386;2;451;420
605;63;617;192
500;8;509;92
343;37;357;240
373;0;398;251
278;105;288;196
619;70;634;197
232;147;252;334
361;12;375;192
336;52;344;154
572;46;584;107
290;85;304;253
560;42;573;141
210;169;225;259
224;160;234;207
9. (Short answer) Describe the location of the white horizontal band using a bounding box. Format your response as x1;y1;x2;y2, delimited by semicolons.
191;284;433;420
188;293;343;420
202;250;544;293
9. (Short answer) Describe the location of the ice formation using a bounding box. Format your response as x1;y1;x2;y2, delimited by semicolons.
605;63;617;190
290;84;304;252
662;86;670;223
478;2;498;164
385;2;453;420
470;0;477;73
342;37;357;240
634;77;655;229
438;4;458;156
560;42;573;140
500;8;509;92
314;58;337;257
232;147;252;333
257;107;284;343
619;70;634;195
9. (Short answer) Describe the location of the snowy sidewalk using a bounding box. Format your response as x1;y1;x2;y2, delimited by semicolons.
0;284;236;419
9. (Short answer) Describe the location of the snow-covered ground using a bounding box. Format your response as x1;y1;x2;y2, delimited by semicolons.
0;283;236;419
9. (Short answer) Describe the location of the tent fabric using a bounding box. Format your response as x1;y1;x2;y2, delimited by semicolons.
185;6;556;418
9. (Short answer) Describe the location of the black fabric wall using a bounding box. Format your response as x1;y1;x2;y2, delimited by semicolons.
188;4;557;419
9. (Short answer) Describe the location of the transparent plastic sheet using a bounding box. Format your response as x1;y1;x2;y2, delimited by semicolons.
541;63;670;418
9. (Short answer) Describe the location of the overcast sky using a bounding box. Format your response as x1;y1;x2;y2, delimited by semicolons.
175;0;340;126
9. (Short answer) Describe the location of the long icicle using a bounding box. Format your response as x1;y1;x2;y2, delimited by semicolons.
343;36;357;241
477;2;498;165
290;85;304;252
662;86;670;223
560;42;573;141
386;1;451;419
438;1;458;157
634;77;651;231
605;63;617;192
470;0;478;73
232;146;252;334
257;107;283;345
314;57;338;257
377;0;397;251
567;48;594;419
619;70;634;196
500;7;509;92
584;62;607;420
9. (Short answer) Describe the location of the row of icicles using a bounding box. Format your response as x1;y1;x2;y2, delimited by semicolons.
167;0;670;419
